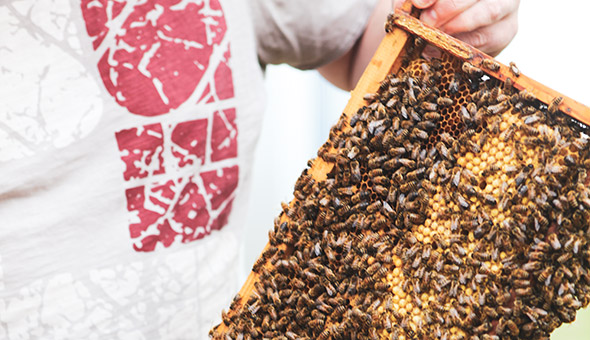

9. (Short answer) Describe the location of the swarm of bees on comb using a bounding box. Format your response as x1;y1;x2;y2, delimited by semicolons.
210;38;590;340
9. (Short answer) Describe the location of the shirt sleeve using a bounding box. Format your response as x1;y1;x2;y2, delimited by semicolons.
250;0;379;70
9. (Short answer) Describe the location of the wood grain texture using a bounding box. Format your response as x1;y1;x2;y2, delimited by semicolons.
212;22;414;336
392;10;590;127
213;5;590;336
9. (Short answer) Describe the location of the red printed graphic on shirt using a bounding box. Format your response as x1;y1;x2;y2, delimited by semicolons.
81;0;238;251
115;123;167;180
81;0;232;116
115;109;238;252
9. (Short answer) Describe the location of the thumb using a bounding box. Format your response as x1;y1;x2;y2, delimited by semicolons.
411;0;437;9
393;0;437;11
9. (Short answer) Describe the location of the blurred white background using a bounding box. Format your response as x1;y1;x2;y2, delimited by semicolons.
241;1;590;337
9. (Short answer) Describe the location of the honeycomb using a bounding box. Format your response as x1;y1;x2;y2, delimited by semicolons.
210;44;590;340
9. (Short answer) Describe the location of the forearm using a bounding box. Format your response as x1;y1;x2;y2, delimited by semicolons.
318;0;391;91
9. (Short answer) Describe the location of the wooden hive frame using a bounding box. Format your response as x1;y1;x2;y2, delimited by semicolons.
213;2;590;336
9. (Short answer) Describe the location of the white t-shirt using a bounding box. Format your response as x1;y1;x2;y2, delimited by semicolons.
0;0;375;338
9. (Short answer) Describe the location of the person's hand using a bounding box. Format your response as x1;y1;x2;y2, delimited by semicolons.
395;0;520;56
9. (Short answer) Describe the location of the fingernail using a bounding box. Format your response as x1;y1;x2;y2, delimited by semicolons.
421;9;437;26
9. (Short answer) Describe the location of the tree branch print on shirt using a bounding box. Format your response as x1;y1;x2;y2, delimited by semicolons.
81;0;232;115
81;0;238;251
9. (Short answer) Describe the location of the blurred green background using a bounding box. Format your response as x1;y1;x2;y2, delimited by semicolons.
553;307;590;339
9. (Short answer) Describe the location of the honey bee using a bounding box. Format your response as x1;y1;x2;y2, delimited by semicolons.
400;157;417;168
521;125;540;137
420;179;437;194
412;128;429;140
421;101;438;111
392;171;405;186
368;155;388;168
372;184;388;197
437;96;453;107
486;101;509;115
349;161;362;183
448;250;464;266
366;262;381;276
482;58;500;72
513;268;530;279
564;190;579;208
363;93;377;102
337;186;355;196
547;233;561;250
523;261;542;271
505;319;520;336
317;327;331;340
557;252;572;264
482;194;497;206
481;164;500;177
386;97;399;109
436;141;453;160
462;62;483;77
459;106;475;126
406;167;426;182
455;193;470;210
501;123;516;142
388;146;407;157
436;133;455;146
405;212;425;226
366;201;383;214
473;251;491;262
523;113;541;125
519;89;537;102
504;76;514;89
517;184;529;197
451;169;462;187
423;111;441;122
509;61;520;77
408;87;418;106
389;75;403;87
448;73;461;94
563;154;577;167
461;168;478;186
548;96;563;114
400;181;420;194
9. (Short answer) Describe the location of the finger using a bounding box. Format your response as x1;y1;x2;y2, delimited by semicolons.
440;0;520;35
452;11;518;56
421;44;443;59
393;0;436;11
419;0;480;27
411;0;437;9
